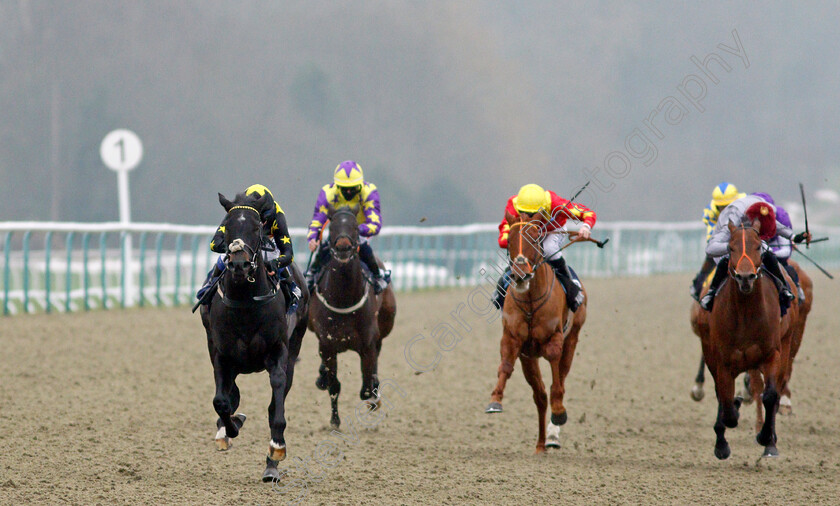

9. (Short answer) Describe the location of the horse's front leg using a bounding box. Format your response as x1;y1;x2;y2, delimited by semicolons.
319;346;341;428
548;323;580;425
712;366;739;460
757;350;781;457
520;356;548;453
486;329;522;413
359;330;381;404
212;355;242;450
263;348;289;482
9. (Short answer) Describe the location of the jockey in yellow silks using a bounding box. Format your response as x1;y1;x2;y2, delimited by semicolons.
196;184;300;311
305;161;390;294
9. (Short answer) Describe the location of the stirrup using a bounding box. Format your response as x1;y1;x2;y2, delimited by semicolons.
700;290;716;311
779;288;795;303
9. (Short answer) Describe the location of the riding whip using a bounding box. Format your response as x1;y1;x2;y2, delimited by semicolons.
793;245;834;279
799;182;810;249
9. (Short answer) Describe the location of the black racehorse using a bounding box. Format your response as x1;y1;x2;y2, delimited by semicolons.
200;191;309;482
308;208;396;428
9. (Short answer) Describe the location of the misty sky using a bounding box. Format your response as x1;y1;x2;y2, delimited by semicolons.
1;1;838;228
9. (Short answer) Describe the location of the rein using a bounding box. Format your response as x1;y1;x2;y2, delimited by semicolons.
510;262;556;321
508;222;557;320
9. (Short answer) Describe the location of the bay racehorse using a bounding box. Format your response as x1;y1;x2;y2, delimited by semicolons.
693;218;794;459
200;191;309;482
485;216;587;452
308;208;396;428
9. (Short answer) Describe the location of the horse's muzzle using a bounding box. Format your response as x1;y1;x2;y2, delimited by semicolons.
733;271;758;294
228;253;256;282
331;236;356;263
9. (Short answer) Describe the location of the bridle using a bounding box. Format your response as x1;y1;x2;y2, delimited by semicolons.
507;221;556;322
315;207;371;313
225;205;264;283
328;208;360;262
729;225;761;279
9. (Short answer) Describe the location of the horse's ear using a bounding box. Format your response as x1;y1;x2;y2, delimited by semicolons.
219;193;234;212
505;211;518;225
751;219;762;234
727;221;736;234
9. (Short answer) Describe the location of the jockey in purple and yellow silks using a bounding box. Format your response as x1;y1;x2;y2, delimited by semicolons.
305;160;390;294
690;182;746;301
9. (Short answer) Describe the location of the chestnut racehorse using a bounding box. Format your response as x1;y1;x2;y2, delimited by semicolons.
485;216;587;452
743;259;812;430
690;260;812;426
694;220;795;459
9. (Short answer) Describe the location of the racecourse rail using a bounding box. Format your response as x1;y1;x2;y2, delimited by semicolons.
1;221;838;315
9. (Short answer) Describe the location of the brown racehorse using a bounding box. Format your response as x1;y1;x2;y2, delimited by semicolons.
694;219;795;459
744;259;812;430
690;260;812;429
308;209;397;428
485;216;587;453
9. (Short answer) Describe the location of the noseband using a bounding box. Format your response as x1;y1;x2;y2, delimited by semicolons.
508;221;544;281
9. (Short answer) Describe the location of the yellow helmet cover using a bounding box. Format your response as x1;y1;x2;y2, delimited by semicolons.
513;183;551;214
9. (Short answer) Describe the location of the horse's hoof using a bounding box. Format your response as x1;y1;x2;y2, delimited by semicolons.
262;459;281;483
232;413;247;429
550;412;567;426
690;384;704;402
762;445;780;458
733;397;743;410
315;376;328;391
714;446;731;460
779;395;792;415
535;445;546;454
268;441;286;462
215;435;232;451
545;422;561;448
485;402;503;414
330;415;341;429
364;397;380;411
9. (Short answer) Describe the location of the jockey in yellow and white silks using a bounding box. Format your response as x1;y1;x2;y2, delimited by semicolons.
690;182;746;301
305;161;390;294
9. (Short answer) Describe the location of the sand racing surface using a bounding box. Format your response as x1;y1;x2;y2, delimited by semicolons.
2;273;839;504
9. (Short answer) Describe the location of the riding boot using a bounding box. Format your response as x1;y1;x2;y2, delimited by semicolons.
548;257;584;312
359;242;389;294
690;255;716;301
780;258;805;304
699;256;729;311
196;256;226;304
493;268;511;310
762;252;795;304
279;267;300;313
